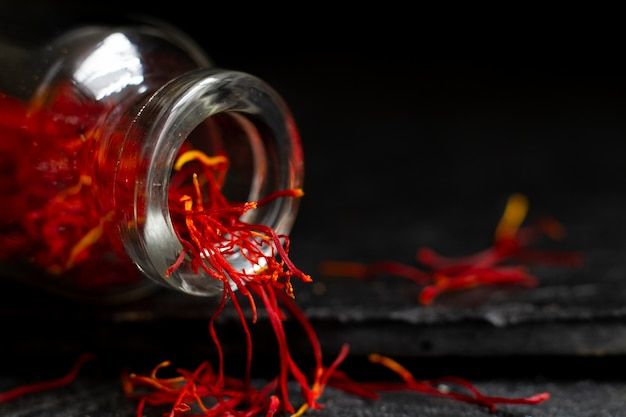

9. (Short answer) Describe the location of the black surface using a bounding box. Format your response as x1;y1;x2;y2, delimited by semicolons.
2;377;625;417
3;192;626;360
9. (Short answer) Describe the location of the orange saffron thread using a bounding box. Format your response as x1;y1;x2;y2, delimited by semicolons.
368;354;415;384
494;193;529;240
65;211;114;269
174;150;228;171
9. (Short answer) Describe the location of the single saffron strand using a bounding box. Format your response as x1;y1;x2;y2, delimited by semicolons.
173;150;228;171
164;248;187;277
327;370;380;400
368;354;415;383
494;193;529;241
265;395;281;417
53;175;93;202
366;353;549;412
255;188;304;207
209;282;228;390
0;353;95;403
65;211;114;270
136;397;146;417
418;268;538;305
224;284;254;388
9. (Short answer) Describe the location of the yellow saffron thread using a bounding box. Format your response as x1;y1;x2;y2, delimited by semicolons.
291;403;309;417
495;193;528;240
174;150;227;171
65;211;113;269
54;175;93;201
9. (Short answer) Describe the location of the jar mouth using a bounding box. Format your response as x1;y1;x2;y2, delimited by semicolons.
119;69;304;296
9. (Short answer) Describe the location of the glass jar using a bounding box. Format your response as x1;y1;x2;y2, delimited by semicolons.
0;20;304;301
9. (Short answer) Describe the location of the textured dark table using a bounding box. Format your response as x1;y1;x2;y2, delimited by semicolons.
3;193;625;358
3;193;626;416
1;378;626;417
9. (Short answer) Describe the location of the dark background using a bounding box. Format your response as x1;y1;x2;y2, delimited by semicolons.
3;3;626;415
3;0;626;368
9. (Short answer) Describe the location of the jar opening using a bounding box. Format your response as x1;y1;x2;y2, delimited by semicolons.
120;70;304;296
178;112;268;221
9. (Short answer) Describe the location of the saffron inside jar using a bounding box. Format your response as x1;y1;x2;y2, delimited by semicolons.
0;85;144;298
0;82;291;300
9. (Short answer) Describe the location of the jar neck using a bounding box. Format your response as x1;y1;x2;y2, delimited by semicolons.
99;69;304;296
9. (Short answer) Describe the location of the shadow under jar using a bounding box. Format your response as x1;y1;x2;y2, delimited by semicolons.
0;20;303;302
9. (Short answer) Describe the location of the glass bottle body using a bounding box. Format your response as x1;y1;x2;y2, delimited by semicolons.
0;21;304;300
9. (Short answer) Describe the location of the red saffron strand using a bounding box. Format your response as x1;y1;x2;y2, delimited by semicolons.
325;354;550;413
265;395;280;417
418;268;538;305
255;188;305;208
275;290;323;376
225;284;254;388
0;353;95;403
208;282;228;390
322;194;583;305
253;283;295;413
135;397;146;417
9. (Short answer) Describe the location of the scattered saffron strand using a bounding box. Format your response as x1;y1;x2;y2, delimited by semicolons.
265;395;280;417
135;397;146;417
356;354;550;413
325;356;549;414
419;268;538;306
0;353;95;403
127;148;342;417
255;188;304;208
321;194;583;305
127;152;550;416
494;193;528;241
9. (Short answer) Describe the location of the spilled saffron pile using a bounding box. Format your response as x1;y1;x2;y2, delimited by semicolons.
0;354;94;403
120;156;550;416
122;149;350;416
321;194;583;305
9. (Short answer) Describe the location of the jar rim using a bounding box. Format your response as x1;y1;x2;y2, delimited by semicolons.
118;69;304;296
